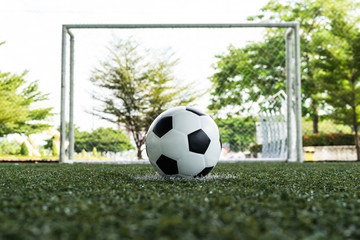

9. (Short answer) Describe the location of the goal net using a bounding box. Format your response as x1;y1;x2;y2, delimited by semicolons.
59;23;302;163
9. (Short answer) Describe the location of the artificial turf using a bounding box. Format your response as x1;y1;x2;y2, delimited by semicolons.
0;162;360;239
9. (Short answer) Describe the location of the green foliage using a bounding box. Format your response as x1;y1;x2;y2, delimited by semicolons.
303;133;355;146
74;127;133;153
240;0;360;133
313;15;360;125
38;146;45;157
302;118;352;134
92;147;98;157
0;139;20;155
51;141;58;156
1;163;360;239
43;137;53;151
20;142;29;156
249;144;262;153
307;5;360;158
91;39;197;158
215;116;257;152
209;37;285;113
0;71;53;137
44;126;133;154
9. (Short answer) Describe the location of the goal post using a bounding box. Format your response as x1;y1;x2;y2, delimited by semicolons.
59;23;302;163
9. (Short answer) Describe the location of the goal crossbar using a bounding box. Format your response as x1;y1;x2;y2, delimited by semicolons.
60;23;302;163
63;23;299;29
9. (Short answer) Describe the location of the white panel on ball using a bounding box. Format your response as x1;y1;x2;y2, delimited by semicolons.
204;140;221;167
178;152;206;176
173;110;202;135
145;131;162;161
161;106;185;116
161;129;188;160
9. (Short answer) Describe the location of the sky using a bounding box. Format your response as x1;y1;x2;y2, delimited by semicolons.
0;0;270;131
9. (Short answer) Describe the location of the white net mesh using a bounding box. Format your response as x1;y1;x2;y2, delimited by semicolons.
60;24;300;162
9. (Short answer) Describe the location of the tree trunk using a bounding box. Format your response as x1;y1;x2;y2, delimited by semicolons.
352;109;360;161
135;137;144;160
311;99;319;134
312;113;319;134
137;147;143;160
350;77;360;161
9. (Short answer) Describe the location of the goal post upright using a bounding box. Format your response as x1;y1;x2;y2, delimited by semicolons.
60;26;67;163
295;22;303;163
59;23;302;163
60;26;75;163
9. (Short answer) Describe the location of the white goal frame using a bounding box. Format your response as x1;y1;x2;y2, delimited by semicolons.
59;23;302;163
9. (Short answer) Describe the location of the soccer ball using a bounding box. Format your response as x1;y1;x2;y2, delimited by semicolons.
145;106;222;178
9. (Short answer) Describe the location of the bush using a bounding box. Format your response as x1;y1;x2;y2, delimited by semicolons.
20;142;29;156
0;140;20;155
303;133;355;146
215;116;257;152
249;144;262;153
51;141;58;156
302;119;352;134
92;147;98;157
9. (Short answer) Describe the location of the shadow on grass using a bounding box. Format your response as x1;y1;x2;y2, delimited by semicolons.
131;173;238;181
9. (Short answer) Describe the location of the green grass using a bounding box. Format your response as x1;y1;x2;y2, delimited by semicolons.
1;162;360;239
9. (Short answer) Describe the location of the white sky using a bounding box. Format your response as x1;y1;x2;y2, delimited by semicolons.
0;0;269;131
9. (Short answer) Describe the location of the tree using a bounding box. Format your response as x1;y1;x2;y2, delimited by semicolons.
0;71;53;137
92;147;98;157
215;116;257;152
313;16;360;160
74;127;133;153
252;0;360;133
0;139;20;155
51;141;58;156
20;142;29;156
208;37;286;114
91;39;197;159
44;126;133;154
210;0;359;133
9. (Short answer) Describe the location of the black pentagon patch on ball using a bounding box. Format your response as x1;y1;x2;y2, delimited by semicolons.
156;155;179;175
194;166;214;178
186;107;206;116
153;116;173;138
188;129;211;154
